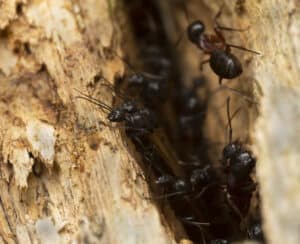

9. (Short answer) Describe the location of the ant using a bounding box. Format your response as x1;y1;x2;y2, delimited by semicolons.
153;163;219;200
221;97;256;217
187;7;260;84
75;87;158;137
108;51;169;107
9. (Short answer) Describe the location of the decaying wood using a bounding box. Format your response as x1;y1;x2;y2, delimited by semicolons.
0;1;187;243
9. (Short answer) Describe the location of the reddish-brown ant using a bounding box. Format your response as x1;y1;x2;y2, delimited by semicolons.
187;7;260;84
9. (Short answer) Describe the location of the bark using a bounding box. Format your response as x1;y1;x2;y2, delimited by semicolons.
0;1;186;243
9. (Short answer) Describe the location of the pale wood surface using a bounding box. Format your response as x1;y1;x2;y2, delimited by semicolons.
0;1;185;243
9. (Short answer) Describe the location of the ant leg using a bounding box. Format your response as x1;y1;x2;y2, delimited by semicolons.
178;160;202;167
145;191;186;200
194;186;209;199
220;85;259;105
181;217;210;227
216;25;250;32
219;76;223;85
174;31;184;50
200;59;209;71
225;191;243;220
227;43;261;55
214;4;225;22
181;217;208;244
213;5;250;41
214;8;250;33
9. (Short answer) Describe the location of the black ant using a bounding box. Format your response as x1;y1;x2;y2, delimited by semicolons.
75;88;158;137
152;163;219;201
108;51;169;107
221;97;256;217
187;7;260;84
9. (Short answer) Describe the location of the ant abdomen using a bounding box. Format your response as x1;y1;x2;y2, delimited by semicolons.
209;50;242;82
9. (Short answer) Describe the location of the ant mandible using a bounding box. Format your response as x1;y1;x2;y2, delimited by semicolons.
187;7;260;84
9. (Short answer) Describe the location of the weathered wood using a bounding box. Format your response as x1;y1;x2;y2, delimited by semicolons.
0;1;186;243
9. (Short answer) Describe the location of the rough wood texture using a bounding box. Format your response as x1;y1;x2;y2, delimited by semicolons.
0;1;186;243
251;1;300;244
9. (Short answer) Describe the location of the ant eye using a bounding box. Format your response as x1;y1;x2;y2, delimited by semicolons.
187;20;205;44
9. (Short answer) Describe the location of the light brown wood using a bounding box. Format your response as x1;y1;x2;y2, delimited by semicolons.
0;1;185;243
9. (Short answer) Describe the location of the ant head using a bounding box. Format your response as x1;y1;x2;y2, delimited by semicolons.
222;142;240;160
187;20;205;45
127;73;144;86
107;108;125;122
230;151;256;176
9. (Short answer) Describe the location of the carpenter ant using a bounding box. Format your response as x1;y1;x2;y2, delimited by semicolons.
222;97;256;182
221;97;256;216
187;7;260;84
111;50;169;107
152;163;219;200
75;89;158;137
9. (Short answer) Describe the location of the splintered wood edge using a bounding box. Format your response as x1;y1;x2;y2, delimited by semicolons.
249;1;300;244
0;0;186;243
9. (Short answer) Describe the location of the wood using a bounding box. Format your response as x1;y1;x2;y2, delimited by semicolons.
0;1;186;243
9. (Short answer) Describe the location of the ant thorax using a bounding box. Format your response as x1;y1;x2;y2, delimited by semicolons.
199;34;225;53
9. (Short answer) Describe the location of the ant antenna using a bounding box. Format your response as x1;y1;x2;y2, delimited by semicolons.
145;190;186;200
227;44;261;55
219;85;259;105
74;88;113;112
97;76;128;99
181;216;208;244
225;97;243;144
226;97;233;144
181;217;210;227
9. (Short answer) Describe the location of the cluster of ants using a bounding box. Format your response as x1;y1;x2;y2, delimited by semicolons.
76;1;264;243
